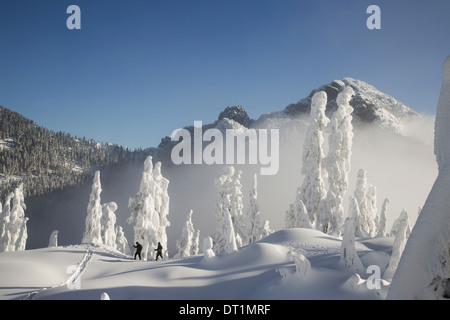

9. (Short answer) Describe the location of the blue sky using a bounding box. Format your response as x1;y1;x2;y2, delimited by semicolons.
1;0;450;149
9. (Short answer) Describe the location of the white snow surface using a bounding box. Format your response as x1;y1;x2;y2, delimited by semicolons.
0;228;394;300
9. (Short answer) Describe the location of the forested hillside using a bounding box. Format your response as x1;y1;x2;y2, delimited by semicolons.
0;106;150;199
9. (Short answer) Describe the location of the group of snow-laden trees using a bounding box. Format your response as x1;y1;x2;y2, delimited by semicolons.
286;87;355;235
286;86;399;239
0;183;28;252
287;85;414;281
213;166;272;254
82;171;130;255
82;156;172;260
127;156;170;260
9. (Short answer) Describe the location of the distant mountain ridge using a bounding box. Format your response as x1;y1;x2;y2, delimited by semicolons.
153;77;420;163
255;77;418;133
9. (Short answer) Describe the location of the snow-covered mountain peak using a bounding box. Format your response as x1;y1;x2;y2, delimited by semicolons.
218;106;252;128
280;77;418;133
342;77;417;123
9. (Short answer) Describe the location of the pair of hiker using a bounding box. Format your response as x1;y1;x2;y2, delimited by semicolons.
133;241;163;261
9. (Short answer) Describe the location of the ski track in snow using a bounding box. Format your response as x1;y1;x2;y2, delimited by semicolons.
279;241;335;257
21;246;93;300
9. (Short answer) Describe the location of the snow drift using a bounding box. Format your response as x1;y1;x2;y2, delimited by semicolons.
0;228;393;300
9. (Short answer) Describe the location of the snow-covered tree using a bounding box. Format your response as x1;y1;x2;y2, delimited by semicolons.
82;171;103;245
340;217;364;273
366;184;378;236
192;229;200;256
286;191;312;230
384;214;408;281
128;156;163;260
100;292;110;300
375;198;389;238
259;220;273;239
48;230;58;248
288;249;311;278
247;173;261;244
247;174;273;243
0;192;13;252
0;186;29;252
213;166;239;253
348;196;363;237
353;169;378;237
390;209;411;238
296;91;330;228
101;202;118;247
9;184;28;251
224;210;238;254
175;210;196;259
229;169;246;246
285;204;297;229
152;161;171;259
202;236;215;260
388;56;450;299
115;226;130;255
353;169;368;235
322;86;354;234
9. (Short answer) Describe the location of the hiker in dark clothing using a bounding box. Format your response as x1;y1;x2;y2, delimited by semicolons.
155;242;163;261
133;242;143;260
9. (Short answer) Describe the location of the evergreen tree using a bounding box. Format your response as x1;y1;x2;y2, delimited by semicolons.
322;86;354;234
82;171;103;245
247;174;271;243
128;156;158;260
224;210;238;254
259;220;273;240
213;166;236;253
230;169;245;247
48;230;58;248
384;215;408;281
202;236;215;260
340;217;364;273
101;202;118;247
0;193;13;252
152;161;171;259
376;198;389;237
191;229;200;256
9;184;28;251
115;226;130;255
286;193;312;230
348;196;363;237
390;209;411;238
0;185;28;252
353;169;378;237
288;249;311;278
175;210;196;259
285;204;297;229
296;91;329;228
128;156;170;260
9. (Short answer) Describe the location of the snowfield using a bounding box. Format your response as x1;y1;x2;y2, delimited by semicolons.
0;228;393;300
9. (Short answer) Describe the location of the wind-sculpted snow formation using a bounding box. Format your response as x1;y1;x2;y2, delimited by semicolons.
388;56;450;299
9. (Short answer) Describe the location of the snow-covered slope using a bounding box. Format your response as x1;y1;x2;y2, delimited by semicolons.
0;228;393;300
